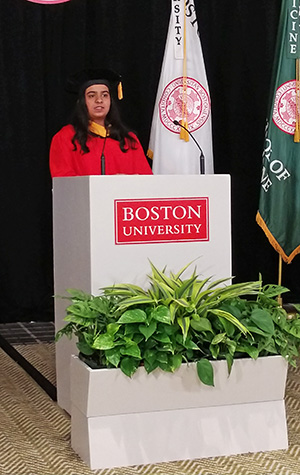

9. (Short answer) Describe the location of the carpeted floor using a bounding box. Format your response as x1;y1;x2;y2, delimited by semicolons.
1;342;300;475
13;342;56;387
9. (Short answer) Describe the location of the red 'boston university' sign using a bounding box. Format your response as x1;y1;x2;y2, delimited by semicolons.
115;197;209;245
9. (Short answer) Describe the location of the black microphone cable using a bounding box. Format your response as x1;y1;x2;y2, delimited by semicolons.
173;120;205;174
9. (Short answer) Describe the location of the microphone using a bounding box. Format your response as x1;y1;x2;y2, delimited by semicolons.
173;120;205;174
100;133;108;175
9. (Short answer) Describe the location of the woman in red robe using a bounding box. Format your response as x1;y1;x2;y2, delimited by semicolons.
49;69;152;177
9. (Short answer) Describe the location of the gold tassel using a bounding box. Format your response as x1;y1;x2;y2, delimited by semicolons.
118;81;123;100
147;149;153;160
294;121;300;143
179;119;189;142
179;1;189;143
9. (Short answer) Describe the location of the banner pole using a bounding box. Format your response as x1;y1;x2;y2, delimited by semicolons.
277;254;283;307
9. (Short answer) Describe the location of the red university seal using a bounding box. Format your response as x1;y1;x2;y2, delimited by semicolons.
159;77;210;133
273;80;299;134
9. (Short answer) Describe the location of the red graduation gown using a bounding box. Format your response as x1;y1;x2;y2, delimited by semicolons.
49;125;153;177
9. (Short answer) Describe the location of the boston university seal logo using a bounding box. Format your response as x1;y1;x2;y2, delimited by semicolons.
273;80;299;134
159;76;210;133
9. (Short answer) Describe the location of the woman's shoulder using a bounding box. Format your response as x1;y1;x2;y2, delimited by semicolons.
126;131;141;148
52;124;75;141
128;131;139;140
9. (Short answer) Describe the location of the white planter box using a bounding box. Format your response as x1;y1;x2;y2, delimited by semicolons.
70;355;288;470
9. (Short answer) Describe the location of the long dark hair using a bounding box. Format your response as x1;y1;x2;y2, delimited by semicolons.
70;88;137;154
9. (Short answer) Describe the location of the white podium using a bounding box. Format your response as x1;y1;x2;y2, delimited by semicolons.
53;174;231;413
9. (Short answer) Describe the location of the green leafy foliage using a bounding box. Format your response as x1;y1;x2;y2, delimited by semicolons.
55;263;300;385
197;359;214;386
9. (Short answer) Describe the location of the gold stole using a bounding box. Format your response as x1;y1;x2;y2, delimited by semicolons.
88;121;108;137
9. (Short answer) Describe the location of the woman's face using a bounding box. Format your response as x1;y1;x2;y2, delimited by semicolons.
85;84;111;125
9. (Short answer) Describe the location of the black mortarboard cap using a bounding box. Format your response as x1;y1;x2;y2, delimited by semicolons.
66;68;123;99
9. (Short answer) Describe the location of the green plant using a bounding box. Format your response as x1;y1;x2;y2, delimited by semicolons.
56;263;300;386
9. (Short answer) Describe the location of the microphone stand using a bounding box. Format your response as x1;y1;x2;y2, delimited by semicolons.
173;120;205;174
100;133;108;175
101;152;105;175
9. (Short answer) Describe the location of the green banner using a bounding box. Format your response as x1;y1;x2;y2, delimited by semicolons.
287;0;300;57
257;0;300;263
